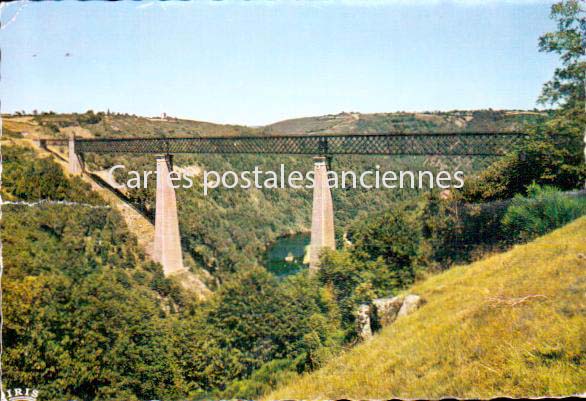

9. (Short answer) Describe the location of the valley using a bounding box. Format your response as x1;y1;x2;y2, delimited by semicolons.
1;104;583;400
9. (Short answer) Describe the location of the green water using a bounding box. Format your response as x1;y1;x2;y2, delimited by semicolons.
265;233;310;277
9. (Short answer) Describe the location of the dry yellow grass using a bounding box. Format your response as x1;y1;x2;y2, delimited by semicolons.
2;116;38;130
267;217;586;399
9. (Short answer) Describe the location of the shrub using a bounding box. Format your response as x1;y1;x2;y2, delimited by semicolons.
219;358;299;399
462;131;585;202
422;193;510;269
502;184;586;242
348;206;424;288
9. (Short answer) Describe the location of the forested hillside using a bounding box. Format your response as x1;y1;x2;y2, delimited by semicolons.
1;145;344;400
2;146;183;399
2;108;543;283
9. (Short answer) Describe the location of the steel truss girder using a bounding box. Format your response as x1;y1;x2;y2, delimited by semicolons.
70;132;535;156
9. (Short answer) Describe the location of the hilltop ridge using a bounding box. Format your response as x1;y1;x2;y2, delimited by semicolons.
263;109;549;135
3;108;549;140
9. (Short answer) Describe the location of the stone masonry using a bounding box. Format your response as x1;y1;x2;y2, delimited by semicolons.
153;154;185;275
68;134;84;175
309;156;336;272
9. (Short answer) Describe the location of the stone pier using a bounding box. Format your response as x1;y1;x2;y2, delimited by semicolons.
68;134;84;175
153;154;185;275
33;138;45;149
309;156;335;272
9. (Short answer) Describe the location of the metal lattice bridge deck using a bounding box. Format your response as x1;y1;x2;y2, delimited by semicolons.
39;132;544;156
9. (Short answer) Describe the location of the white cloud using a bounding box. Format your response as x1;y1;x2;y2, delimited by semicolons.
136;2;155;10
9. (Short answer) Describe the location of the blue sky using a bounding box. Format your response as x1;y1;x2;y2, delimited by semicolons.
1;0;558;126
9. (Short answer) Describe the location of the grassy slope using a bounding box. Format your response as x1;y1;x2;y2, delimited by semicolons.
268;217;586;399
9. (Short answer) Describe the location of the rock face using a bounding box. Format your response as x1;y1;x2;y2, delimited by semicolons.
398;294;423;317
356;294;424;341
372;296;404;326
355;304;372;341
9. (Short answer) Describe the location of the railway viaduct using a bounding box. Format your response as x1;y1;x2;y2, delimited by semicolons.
38;132;535;274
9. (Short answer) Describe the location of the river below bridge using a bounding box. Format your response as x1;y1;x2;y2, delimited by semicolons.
265;233;310;278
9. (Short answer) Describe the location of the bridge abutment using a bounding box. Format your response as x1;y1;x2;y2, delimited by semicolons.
68;134;84;175
309;156;335;272
153;155;185;275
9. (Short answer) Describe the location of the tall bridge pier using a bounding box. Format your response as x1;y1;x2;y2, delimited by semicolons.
310;156;335;272
68;134;85;175
153;154;184;275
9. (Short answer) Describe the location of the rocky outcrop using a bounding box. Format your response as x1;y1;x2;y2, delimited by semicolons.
372;296;403;326
398;294;423;317
356;294;424;341
355;304;373;341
